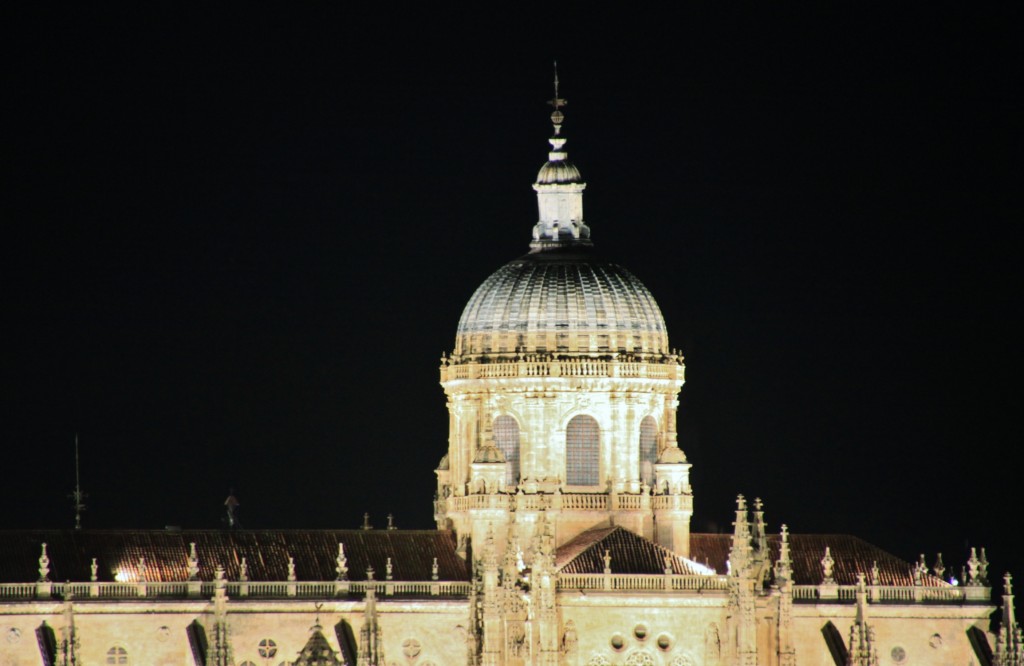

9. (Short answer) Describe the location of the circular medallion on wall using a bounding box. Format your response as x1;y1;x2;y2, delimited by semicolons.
156;626;170;642
929;633;943;649
891;645;907;663
402;638;422;658
258;638;278;658
5;627;20;644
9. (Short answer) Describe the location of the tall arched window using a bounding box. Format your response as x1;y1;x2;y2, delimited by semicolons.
493;415;521;487
566;415;600;486
106;647;128;665
639;416;658;487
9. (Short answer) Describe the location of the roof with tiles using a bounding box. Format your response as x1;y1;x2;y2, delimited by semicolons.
689;533;951;587
0;530;468;583
556;527;710;575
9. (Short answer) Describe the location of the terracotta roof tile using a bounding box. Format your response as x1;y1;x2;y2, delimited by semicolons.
0;530;468;583
689;533;949;587
556;527;708;575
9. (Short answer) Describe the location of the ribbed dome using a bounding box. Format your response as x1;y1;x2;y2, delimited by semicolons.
455;247;669;358
536;159;583;184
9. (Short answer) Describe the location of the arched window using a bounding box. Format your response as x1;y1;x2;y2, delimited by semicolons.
106;647;128;665
639;416;658;487
566;415;600;486
493;415;521;486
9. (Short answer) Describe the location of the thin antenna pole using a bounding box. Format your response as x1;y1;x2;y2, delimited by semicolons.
70;433;86;530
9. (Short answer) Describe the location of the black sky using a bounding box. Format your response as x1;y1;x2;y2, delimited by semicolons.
3;7;1022;585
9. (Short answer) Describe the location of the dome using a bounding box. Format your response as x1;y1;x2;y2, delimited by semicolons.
536;159;583;184
454;246;669;358
473;443;506;464
658;446;688;464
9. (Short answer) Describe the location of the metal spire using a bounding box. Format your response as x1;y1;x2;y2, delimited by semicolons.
69;434;87;530
548;61;567;130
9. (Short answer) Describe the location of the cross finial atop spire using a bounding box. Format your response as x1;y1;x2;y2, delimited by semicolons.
548;61;566;112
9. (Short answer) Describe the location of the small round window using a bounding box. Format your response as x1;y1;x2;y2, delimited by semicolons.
634;624;648;641
610;634;625;651
656;633;672;650
258;639;277;658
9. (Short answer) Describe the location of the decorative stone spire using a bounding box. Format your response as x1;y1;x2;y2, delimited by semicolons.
239;557;248;583
187;542;200;581
358;567;385;666
209;565;234;666
967;547;981;586
728;495;752;576
994;572;1024;665
774;525;792;583
870;561;880;587
821;547;835;585
335;543;348;581
752;498;767;555
287;556;297;582
385;558;393;581
913;554;927;586
933;552;945;580
59;596;80;666
846;573;879;665
89;558;98;583
431;557;439;581
38;542;50;582
530;64;591;251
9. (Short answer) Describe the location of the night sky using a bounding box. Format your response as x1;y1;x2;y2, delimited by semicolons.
4;7;1022;586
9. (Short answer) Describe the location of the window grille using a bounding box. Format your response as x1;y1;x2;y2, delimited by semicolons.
566;415;600;485
639;416;657;486
106;647;128;665
493;415;521;486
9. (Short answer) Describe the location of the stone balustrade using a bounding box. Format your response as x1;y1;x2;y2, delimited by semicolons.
443;491;678;514
0;580;473;601
441;358;682;382
792;584;985;603
558;573;729;592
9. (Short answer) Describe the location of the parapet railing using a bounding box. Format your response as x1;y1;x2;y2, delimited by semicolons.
558;573;729;592
0;579;473;601
791;584;989;603
442;491;692;514
441;359;682;382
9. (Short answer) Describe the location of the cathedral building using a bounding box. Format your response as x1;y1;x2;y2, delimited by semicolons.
0;88;1020;666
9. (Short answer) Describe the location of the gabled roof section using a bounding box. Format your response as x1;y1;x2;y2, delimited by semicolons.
0;529;468;583
556;527;712;575
690;533;951;587
294;624;343;665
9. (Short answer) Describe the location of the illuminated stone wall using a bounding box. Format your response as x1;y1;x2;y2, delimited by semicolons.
437;357;691;557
